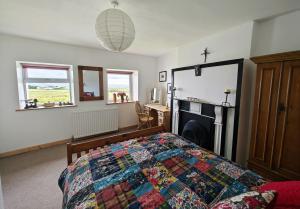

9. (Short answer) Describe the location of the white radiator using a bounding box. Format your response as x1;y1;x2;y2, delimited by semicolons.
72;108;118;139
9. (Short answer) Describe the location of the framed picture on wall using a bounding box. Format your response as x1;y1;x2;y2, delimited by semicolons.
159;71;167;82
167;83;172;94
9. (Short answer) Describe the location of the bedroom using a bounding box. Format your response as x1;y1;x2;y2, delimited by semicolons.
0;0;300;208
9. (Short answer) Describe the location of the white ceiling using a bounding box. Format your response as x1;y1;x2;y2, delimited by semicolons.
0;0;299;56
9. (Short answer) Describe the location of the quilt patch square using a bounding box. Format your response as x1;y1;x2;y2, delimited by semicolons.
110;144;124;152
68;169;93;200
186;149;217;161
162;156;191;176
160;180;187;200
206;157;223;166
139;158;158;169
142;163;177;191
116;154;135;170
69;155;90;173
145;142;169;155
67;163;89;183
128;172;149;190
96;181;136;209
178;168;224;204
237;170;266;188
89;154;120;181
215;162;245;180
120;139;137;148
218;181;249;202
66;184;96;209
164;142;179;150
155;148;184;162
206;167;235;187
130;149;153;163
113;149;128;158
93;164;141;192
194;161;213;173
128;143;145;153
88;146;112;160
177;152;199;166
186;156;199;166
133;182;154;198
138;189;165;209
168;187;208;209
172;138;189;148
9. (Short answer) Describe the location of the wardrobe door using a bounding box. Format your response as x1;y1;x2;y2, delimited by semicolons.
273;60;300;179
249;62;282;169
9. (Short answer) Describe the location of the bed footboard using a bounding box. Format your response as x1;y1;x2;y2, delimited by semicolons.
67;126;166;165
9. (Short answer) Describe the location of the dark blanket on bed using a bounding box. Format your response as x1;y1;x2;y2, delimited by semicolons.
59;133;266;209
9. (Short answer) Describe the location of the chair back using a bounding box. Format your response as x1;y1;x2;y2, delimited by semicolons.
135;101;143;114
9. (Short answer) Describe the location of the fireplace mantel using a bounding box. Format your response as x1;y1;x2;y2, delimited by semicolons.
173;98;235;108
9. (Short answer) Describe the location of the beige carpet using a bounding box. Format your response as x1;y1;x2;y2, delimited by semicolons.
0;128;138;209
0;145;67;209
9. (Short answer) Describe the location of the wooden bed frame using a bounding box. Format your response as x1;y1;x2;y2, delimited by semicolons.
67;126;166;165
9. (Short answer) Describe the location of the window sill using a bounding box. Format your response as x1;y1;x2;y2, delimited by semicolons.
106;101;136;105
16;104;77;111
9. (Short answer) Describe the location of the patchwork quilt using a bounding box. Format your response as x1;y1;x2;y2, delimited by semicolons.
59;133;266;209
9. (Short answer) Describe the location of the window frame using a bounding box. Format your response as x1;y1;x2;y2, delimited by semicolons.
106;70;134;103
17;62;75;109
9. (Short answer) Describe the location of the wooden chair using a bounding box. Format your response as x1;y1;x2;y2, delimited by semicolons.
135;101;154;129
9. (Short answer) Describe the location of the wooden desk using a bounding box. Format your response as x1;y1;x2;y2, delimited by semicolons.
144;104;171;131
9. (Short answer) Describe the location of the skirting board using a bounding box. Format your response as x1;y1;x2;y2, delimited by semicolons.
0;138;71;159
0;125;138;159
118;125;138;132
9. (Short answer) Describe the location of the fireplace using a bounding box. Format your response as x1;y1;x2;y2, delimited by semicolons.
173;99;229;156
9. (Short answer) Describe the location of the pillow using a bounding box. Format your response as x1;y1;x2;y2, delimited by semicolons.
211;190;276;209
259;181;300;208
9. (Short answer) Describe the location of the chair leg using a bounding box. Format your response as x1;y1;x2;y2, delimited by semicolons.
138;121;142;130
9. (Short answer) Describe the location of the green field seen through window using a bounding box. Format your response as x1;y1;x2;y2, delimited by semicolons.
28;89;70;104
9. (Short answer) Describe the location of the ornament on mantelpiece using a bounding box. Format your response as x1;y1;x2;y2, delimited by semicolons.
222;88;231;106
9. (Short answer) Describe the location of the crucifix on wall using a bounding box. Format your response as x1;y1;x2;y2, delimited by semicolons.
201;48;210;63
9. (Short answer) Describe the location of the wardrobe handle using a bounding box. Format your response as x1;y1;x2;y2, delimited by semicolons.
278;103;286;113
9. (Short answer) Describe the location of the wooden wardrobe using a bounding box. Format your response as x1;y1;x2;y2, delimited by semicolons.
248;51;300;180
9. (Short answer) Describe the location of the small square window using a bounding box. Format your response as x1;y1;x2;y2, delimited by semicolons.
16;62;75;109
107;70;138;103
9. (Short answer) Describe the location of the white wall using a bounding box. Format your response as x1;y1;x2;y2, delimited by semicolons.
157;22;254;95
0;34;157;153
173;65;238;105
251;10;300;56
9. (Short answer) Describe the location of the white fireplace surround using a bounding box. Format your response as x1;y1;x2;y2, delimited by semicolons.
172;100;235;160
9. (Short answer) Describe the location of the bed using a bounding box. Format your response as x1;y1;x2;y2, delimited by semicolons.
59;126;269;209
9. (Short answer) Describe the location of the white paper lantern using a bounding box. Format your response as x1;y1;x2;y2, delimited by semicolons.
95;7;135;52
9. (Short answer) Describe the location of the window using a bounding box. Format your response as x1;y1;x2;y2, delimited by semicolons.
16;62;74;109
107;70;138;103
